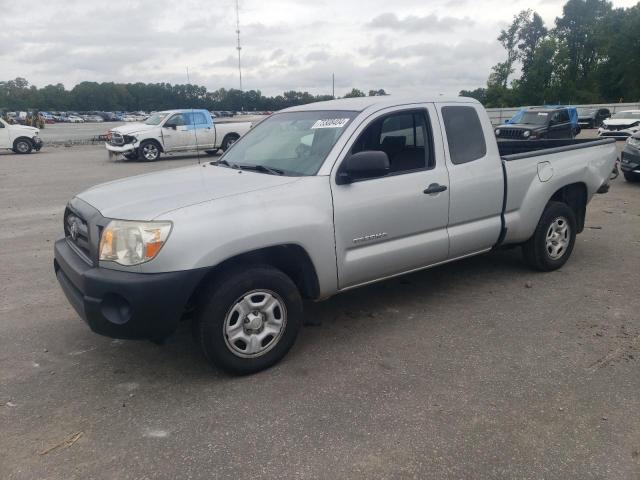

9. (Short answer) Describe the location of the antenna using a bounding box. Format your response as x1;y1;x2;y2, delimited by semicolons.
235;0;243;93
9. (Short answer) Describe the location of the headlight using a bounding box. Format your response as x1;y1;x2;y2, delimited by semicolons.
628;137;640;148
523;131;531;138
99;220;172;266
495;129;500;135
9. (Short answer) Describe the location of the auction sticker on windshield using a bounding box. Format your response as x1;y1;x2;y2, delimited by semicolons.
311;118;351;129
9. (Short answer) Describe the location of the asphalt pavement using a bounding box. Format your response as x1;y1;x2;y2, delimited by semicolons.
0;138;638;479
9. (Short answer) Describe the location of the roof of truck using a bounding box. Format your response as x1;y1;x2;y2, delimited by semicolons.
283;96;480;113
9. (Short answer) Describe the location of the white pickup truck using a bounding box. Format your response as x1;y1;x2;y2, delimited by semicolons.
0;118;43;154
55;96;616;374
105;109;252;161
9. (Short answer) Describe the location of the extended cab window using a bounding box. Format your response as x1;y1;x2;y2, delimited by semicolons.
441;106;486;165
184;111;208;125
350;110;433;174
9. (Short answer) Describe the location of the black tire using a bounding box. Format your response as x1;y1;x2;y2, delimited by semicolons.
204;149;219;155
589;120;595;129
139;140;161;161
221;134;239;151
522;201;577;271
624;171;640;182
13;138;33;154
123;151;139;160
194;265;303;375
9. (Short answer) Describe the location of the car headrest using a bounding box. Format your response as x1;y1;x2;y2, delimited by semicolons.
381;136;406;156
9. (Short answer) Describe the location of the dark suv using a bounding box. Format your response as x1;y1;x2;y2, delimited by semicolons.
578;107;610;129
495;108;576;140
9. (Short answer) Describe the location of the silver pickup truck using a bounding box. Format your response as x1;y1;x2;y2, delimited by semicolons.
54;96;616;374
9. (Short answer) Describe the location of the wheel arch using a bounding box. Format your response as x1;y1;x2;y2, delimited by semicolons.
548;182;587;233
13;136;33;148
187;244;321;308
140;137;164;153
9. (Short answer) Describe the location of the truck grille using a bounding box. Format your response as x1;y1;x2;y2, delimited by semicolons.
498;128;524;138
605;123;636;131
64;207;92;263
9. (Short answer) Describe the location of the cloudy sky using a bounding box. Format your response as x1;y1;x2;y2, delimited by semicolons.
0;0;637;97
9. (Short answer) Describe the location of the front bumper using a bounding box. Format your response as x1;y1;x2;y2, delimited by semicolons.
54;238;206;340
105;142;136;154
32;136;43;151
620;145;640;174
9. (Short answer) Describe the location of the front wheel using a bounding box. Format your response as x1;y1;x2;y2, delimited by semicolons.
13;138;33;154
194;266;303;375
139;140;161;161
522;201;577;271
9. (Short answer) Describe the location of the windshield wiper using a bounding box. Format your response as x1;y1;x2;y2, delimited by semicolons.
211;159;238;169
235;164;285;175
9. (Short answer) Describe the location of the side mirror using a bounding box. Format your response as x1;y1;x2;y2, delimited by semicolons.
337;150;390;184
164;123;177;130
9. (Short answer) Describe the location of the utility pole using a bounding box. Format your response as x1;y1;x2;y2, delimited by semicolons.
235;0;243;93
332;73;335;99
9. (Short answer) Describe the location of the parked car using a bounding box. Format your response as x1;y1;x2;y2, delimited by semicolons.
105;109;252;161
55;96;616;374
495;107;577;140
0;117;43;153
598;110;640;139
577;107;610;129
66;115;84;123
620;133;640;182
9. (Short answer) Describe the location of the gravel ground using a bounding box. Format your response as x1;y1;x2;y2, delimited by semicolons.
0;138;638;479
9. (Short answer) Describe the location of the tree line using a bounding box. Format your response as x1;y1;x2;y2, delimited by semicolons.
460;0;640;107
0;77;388;113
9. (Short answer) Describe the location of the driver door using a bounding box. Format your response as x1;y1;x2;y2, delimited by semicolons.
331;105;450;289
161;113;193;151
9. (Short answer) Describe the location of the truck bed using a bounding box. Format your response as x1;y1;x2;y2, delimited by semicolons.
499;137;617;245
498;138;615;159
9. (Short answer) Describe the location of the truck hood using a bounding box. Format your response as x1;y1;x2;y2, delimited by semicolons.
109;123;156;135
500;123;546;131
11;125;39;135
603;119;640;126
77;164;299;220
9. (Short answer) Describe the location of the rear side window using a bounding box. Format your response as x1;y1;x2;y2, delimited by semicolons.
184;111;208;125
441;106;486;165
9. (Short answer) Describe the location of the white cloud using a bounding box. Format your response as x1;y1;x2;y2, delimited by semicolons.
0;0;637;97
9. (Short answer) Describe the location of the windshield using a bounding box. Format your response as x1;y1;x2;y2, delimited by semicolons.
612;111;640;120
578;108;596;115
144;112;169;125
519;111;549;125
219;110;358;176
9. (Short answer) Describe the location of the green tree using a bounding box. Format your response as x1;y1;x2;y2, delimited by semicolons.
344;88;366;98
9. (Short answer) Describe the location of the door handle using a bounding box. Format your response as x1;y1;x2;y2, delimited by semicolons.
423;183;447;194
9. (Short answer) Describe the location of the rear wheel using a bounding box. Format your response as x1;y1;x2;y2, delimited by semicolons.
624;171;640;182
221;134;239;151
194;266;303;375
139;140;161;161
522;201;577;271
13;138;33;154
